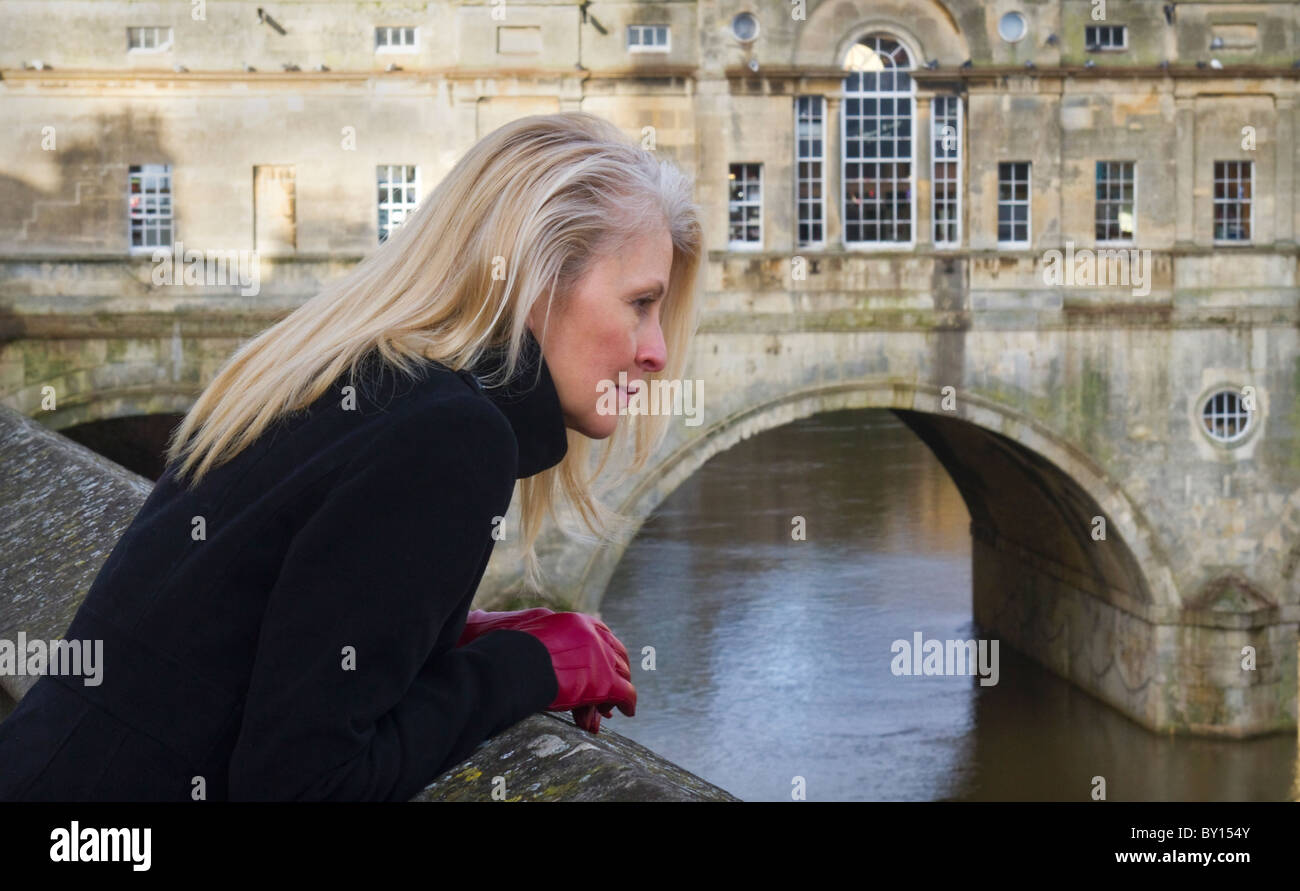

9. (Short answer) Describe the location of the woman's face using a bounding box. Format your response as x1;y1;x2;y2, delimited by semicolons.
527;226;672;439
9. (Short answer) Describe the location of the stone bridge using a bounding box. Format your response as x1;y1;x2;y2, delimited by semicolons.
1;248;1298;739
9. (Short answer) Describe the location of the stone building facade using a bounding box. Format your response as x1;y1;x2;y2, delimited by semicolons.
2;1;1299;736
3;1;1297;273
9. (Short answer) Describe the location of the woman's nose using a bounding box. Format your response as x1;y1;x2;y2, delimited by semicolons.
639;317;667;374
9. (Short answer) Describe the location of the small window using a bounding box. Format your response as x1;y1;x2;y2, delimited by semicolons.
998;12;1027;43
1085;25;1127;51
1095;161;1135;242
628;25;670;52
377;165;420;243
127;26;173;53
997;162;1031;246
1201;389;1252;444
728;163;762;248
128;164;173;252
1213;160;1252;243
375;26;418;53
731;13;759;43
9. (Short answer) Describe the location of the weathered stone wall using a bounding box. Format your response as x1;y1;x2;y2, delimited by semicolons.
0;401;151;717
974;531;1300;737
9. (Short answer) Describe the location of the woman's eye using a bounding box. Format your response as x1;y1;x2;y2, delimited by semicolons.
634;297;653;313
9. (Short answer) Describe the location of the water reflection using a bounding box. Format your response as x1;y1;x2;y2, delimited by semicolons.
599;409;1298;801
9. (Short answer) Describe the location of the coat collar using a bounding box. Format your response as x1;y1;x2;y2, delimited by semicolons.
463;328;569;479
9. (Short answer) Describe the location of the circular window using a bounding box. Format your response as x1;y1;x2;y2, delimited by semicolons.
731;12;759;43
1200;388;1253;444
998;12;1028;43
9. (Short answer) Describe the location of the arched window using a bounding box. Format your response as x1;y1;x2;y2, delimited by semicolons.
842;34;914;245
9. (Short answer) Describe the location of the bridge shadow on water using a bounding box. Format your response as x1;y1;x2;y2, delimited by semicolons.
59;413;184;480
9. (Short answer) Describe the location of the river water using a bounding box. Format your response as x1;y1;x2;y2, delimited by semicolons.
598;409;1298;801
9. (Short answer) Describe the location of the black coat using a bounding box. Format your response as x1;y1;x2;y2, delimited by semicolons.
0;329;567;801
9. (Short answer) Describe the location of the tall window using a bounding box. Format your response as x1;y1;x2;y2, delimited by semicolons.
842;34;914;245
1213;161;1252;242
128;164;173;252
795;96;825;247
1095;161;1135;241
931;95;962;247
728;163;762;248
997;162;1031;246
378;165;419;243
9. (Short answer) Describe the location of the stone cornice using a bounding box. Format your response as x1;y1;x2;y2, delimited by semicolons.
0;65;696;84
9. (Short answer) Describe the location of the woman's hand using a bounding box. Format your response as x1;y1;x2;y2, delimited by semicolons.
467;611;635;734
457;607;556;648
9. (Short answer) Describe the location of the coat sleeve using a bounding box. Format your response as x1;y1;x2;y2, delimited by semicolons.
226;395;558;802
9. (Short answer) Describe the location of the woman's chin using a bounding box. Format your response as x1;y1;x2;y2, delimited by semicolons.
571;412;617;440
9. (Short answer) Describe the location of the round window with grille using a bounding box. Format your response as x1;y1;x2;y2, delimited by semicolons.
1200;388;1252;444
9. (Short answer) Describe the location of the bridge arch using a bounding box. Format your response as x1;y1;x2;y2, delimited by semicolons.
3;375;197;431
569;380;1177;614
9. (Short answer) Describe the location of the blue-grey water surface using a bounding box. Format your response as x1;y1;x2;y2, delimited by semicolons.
598;410;1298;801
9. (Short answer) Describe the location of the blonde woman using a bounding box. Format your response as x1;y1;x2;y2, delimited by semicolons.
0;112;703;802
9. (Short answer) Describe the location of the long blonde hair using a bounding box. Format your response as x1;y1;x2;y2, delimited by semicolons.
167;111;704;594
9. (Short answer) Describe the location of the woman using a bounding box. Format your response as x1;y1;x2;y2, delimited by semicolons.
0;111;703;801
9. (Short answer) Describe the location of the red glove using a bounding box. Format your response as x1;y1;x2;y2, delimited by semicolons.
457;607;556;648
475;611;635;735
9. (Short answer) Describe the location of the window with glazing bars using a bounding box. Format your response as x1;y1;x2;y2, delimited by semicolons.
376;26;416;50
931;95;961;246
378;165;419;243
1213;160;1252;242
1095;161;1135;241
128;163;173;250
997;162;1030;245
728;163;762;246
796;96;825;247
1084;25;1127;50
842;34;914;244
627;25;669;50
127;26;172;52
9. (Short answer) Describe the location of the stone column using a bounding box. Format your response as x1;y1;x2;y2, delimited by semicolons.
1275;96;1295;246
914;93;933;250
825;94;842;249
1174;94;1196;246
